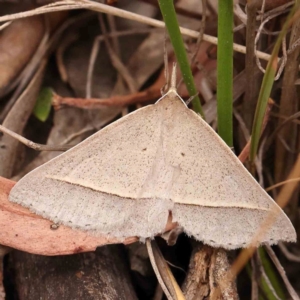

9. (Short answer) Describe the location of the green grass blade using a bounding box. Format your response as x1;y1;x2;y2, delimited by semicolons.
250;4;299;162
158;0;204;117
33;87;53;122
217;0;233;146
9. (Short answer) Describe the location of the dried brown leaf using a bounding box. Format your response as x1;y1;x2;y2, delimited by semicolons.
0;16;44;93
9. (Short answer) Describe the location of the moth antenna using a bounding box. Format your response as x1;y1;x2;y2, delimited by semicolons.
170;62;177;91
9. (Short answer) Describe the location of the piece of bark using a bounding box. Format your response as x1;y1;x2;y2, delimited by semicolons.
9;245;138;300
182;244;213;299
182;244;238;300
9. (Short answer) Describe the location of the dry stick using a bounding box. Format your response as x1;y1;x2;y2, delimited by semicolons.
56;33;79;82
53;70;169;110
99;15;137;94
256;251;281;300
107;14;121;57
265;177;300;192
0;0;271;62
145;239;174;300
262;1;295;18
103;16;130;117
233;108;264;184
260;0;266;20
277;136;297;153
190;0;207;67
278;242;300;263
176;0;208;98
86;34;102;99
256;137;266;187
254;9;289;78
234;1;294;32
147;239;186;300
98;13;129;118
60;127;95;145
265;245;300;300
233;109;250;145
266;111;300;153
52;88;162;109
0;125;73;152
0;21;12;31
251;255;259;300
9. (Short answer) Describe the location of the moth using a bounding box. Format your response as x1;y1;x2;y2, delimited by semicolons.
9;68;296;249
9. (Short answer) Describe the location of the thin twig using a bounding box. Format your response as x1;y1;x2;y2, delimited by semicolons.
265;177;300;192
0;0;271;61
86;28;155;99
265;245;300;300
254;9;290;79
0;21;12;31
146;239;173;300
0;124;73;151
251;255;259;300
56;33;79;82
99;15;137;93
265;111;300;154
256;251;281;300
278;242;300;263
190;0;207;67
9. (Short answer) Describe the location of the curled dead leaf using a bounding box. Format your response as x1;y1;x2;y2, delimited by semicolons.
0;16;44;94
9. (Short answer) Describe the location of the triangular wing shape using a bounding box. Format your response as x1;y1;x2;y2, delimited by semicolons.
9;98;174;239
9;91;296;248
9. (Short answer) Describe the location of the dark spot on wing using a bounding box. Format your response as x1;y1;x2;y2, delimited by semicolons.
181;153;185;157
